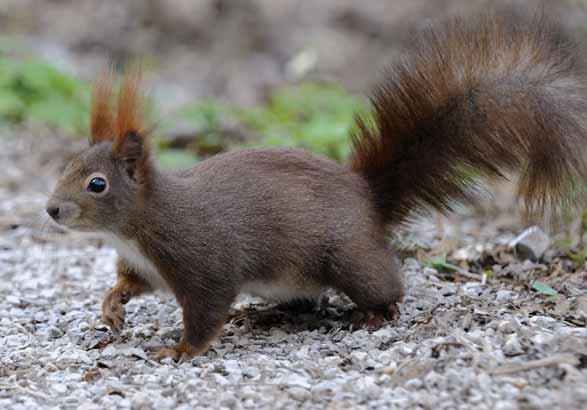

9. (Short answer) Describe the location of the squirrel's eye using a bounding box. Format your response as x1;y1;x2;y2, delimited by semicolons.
87;177;107;193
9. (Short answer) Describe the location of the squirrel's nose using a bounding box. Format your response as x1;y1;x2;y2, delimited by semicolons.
46;206;60;219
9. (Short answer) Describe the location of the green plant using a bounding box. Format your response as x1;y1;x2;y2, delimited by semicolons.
172;83;369;162
0;58;90;133
425;255;462;273
237;83;368;161
0;54;369;165
554;208;587;269
531;280;559;300
165;100;233;156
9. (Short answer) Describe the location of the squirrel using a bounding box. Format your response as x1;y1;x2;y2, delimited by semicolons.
46;10;587;360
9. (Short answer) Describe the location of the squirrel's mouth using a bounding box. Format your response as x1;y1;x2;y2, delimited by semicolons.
52;219;96;232
51;221;99;235
60;223;87;231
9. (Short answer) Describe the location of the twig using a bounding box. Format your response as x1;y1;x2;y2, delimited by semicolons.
0;384;52;401
489;353;579;375
456;269;487;283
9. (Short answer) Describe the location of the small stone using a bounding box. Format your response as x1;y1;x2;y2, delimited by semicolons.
131;392;151;408
243;367;259;379
311;380;339;394
452;245;480;262
102;345;118;357
503;334;524;356
6;295;21;305
53;384;68;394
529;316;556;329
509;226;550;260
350;351;368;362
496;290;516;303
405;378;423;389
288;386;311;401
213;373;229;386
377;351;393;364
78;321;90;331
495;401;517;410
531;332;554;346
372;327;395;338
5;335;22;347
497;320;517;334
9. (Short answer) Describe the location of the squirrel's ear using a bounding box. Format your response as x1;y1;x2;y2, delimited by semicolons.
114;130;149;180
111;66;151;181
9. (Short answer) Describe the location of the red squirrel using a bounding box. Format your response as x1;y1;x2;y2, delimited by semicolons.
46;11;587;360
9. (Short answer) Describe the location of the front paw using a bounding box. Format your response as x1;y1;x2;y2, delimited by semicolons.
155;341;202;362
101;289;127;332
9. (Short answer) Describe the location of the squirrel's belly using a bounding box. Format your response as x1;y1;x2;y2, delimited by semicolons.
241;272;323;302
102;234;171;292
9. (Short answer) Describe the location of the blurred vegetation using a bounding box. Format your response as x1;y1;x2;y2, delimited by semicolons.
0;53;367;166
161;83;368;164
0;57;90;133
239;84;367;161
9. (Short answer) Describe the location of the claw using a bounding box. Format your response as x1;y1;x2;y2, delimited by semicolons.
351;302;401;330
155;341;201;362
386;302;401;321
352;311;385;329
155;347;181;361
101;289;126;333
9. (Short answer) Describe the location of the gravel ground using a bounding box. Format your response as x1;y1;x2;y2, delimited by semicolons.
1;130;586;410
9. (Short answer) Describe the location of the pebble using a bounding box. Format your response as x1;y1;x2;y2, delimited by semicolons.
503;334;524;356
53;384;68;394
509;226;550;261
531;333;555;346
78;321;90;331
497;320;517;334
350;351;368;362
495;290;516;303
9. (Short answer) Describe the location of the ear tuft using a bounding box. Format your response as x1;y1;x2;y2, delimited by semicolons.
113;66;146;152
90;64;152;183
111;66;150;181
90;68;115;145
90;65;149;181
89;64;149;153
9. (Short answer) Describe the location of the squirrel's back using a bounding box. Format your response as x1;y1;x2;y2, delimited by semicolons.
350;10;587;225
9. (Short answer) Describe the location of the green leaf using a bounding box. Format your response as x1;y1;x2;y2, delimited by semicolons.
424;255;461;273
531;281;559;298
428;261;462;273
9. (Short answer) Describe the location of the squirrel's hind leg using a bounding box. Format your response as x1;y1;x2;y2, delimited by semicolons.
101;258;152;332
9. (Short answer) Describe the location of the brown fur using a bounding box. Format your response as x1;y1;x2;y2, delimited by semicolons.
91;66;147;148
47;10;587;359
102;260;152;332
90;69;115;145
350;12;587;224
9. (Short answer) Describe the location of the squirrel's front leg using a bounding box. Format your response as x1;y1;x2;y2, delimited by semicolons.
102;258;152;332
156;288;235;361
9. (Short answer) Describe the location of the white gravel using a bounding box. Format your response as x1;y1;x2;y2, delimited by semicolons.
1;131;586;409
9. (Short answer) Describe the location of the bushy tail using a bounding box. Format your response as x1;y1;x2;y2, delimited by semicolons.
350;10;587;226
